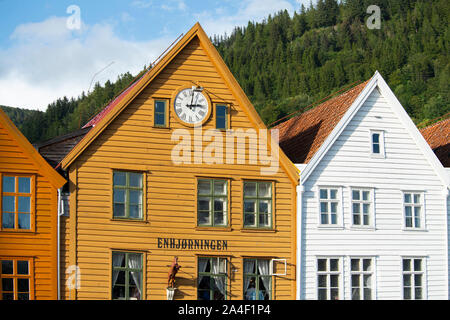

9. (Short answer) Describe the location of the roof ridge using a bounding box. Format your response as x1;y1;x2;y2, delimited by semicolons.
419;113;450;131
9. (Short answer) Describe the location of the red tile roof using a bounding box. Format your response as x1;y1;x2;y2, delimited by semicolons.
274;80;369;164
420;117;450;167
82;71;149;128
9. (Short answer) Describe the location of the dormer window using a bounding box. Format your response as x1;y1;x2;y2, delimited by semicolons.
370;130;385;158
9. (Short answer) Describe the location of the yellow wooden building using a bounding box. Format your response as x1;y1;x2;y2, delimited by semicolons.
0;108;66;300
58;23;299;300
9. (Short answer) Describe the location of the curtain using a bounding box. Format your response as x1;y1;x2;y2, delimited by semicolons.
128;254;142;298
243;260;255;297
212;258;226;297
198;258;208;284
112;253;125;287
257;260;271;296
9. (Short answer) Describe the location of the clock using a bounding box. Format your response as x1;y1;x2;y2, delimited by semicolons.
174;87;210;125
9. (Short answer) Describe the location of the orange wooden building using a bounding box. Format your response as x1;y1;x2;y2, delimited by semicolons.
56;23;299;300
0;108;66;300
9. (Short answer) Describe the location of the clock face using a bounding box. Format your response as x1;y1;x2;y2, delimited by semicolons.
174;88;210;125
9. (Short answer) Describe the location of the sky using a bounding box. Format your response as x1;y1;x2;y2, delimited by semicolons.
0;0;315;111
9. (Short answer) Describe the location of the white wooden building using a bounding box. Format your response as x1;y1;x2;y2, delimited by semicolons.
276;71;450;300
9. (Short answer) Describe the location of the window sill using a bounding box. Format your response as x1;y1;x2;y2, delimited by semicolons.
402;228;428;232
110;218;148;224
316;225;344;230
350;226;376;231
152;126;171;130
195;226;232;232
240;228;276;233
0;229;35;234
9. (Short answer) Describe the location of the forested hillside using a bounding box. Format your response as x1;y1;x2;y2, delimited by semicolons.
2;0;448;144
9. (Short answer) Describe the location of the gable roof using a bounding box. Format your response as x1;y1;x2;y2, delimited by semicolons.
278;71;449;187
60;22;298;183
35;127;91;168
420;117;450;167
0;108;66;188
275;80;369;164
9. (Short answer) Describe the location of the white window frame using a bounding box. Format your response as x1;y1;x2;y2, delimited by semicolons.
369;130;385;158
401;256;427;300
402;191;426;231
349;257;375;300
316;186;344;228
350;187;375;229
316;257;343;300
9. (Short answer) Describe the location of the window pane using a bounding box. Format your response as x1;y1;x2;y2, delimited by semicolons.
155;101;166;113
331;214;337;224
258;183;271;197
403;288;411;300
318;275;327;287
318;288;327;300
320;202;328;213
198;197;211;211
363;275;372;287
415;288;422;299
330;259;339;271
214;198;224;212
112;285;125;299
2;212;15;229
353;214;361;225
18;293;29;300
414;274;422;287
330;275;339;287
18;213;30;229
17;261;29;275
351;274;360;287
213;181;227;195
129;190;141;205
259;214;270;227
414;259;421;271
198;180;211;195
244;213;255;226
2;293;13;300
155;113;165;126
353;203;360;214
244;182;257;197
352;190;360;200
413;194;420;204
330;202;337;213
320;214;328;224
216;105;227;117
351;288;360;300
244;200;256;213
372;143;380;154
2;196;15;212
113;172;126;186
351;259;360;271
372;133;380;144
129;204;141;218
2;176;15;193
363;288;372;300
329;189;337;200
259;200;270;214
403;274;411;287
404;193;411;204
362;191;370;201
405;206;412;217
363;259;372;271
114;189;125;203
363;203;370;214
1;260;13;274
198;211;210;225
216;116;226;130
317;259;327;272
18;196;30;213
112;252;125;267
2;278;13;291
18;278;29;292
214;211;226;226
129;173;142;188
330;289;339;300
319;189;327;199
18;177;31;193
114;203;125;217
403;259;411;272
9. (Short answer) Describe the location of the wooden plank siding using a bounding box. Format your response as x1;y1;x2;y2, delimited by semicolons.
0;115;65;300
62;33;297;300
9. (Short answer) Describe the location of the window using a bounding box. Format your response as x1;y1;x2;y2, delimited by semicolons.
318;187;339;226
0;258;32;300
197;179;228;227
317;258;340;300
351;189;372;227
243;181;272;228
370;130;385;157
403;192;423;229
402;258;424;300
113;171;143;220
215;104;228;130
1;175;33;231
197;257;227;300
350;258;373;300
243;259;271;300
154;99;168;127
112;251;143;300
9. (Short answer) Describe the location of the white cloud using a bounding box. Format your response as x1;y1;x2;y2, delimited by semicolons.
0;16;171;110
196;0;296;37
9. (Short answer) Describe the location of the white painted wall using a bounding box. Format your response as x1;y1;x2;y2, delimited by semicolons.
299;87;448;300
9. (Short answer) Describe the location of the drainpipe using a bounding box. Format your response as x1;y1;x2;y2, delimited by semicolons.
296;183;304;300
57;188;62;300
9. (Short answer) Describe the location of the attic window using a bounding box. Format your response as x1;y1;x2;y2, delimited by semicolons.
370;130;385;158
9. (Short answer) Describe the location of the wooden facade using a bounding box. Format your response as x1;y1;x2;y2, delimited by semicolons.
0;108;66;300
59;23;298;300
